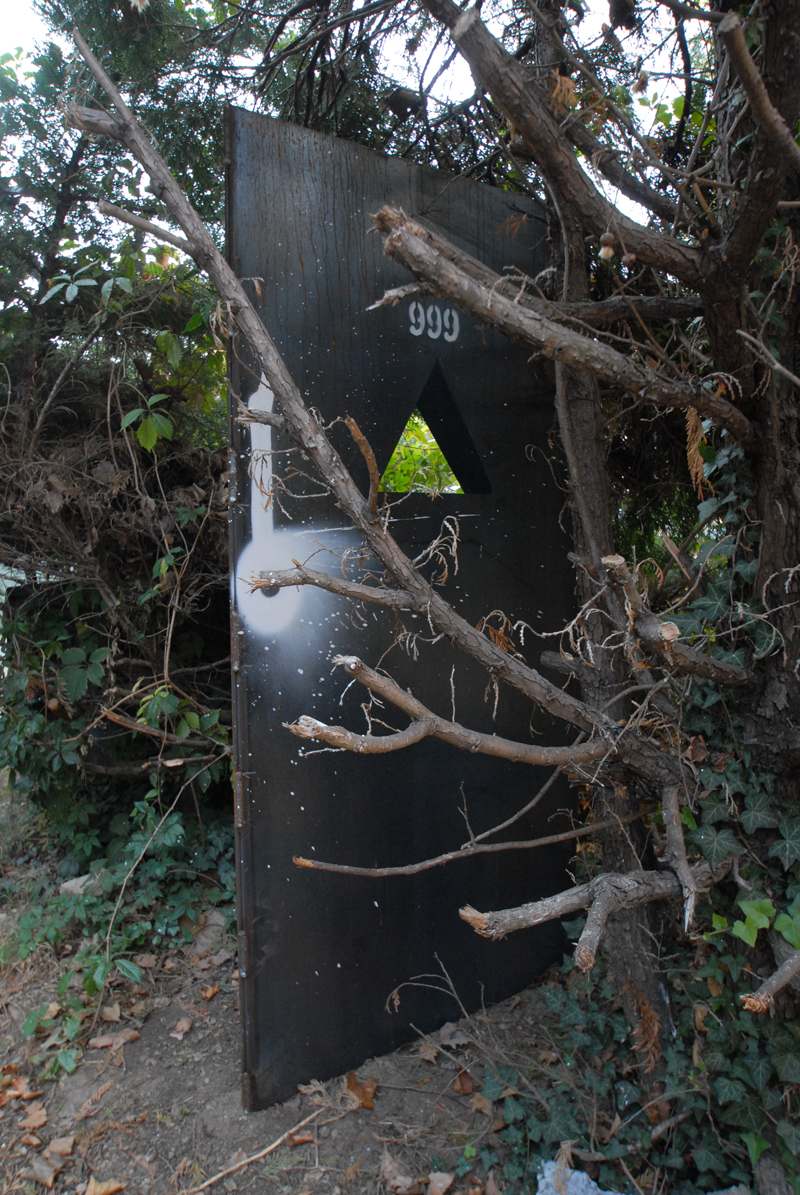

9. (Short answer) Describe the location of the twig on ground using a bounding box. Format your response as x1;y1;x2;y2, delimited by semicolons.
183;1109;323;1193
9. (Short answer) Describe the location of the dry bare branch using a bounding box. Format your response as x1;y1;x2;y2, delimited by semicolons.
718;13;800;174
740;947;800;1012
373;208;754;443
293;812;643;877
460;858;727;946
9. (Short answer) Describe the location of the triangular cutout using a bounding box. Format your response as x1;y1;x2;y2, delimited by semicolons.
380;410;463;494
379;362;492;494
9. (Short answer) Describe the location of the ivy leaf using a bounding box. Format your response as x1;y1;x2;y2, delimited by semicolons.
745;1053;772;1090
768;817;800;869
693;1140;726;1173
737;899;775;928
774;913;800;949
777;1120;800;1157
773;1052;800;1084
739;791;779;833
692;824;743;866
741;1130;770;1169
714;1076;746;1105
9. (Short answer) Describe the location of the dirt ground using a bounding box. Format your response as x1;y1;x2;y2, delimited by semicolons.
0;813;554;1195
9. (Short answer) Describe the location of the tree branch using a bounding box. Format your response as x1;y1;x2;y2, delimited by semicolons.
740;948;800;1012
718;13;800;175
661;783;698;931
374;207;754;443
251;565;427;611
293;812;643;877
417;0;703;284
98;199;194;253
460;858;725;946
288;654;612;766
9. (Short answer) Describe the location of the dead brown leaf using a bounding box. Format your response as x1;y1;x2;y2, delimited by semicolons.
21;1132;42;1146
45;1135;74;1158
684;734;709;764
73;1080;114;1122
538;1050;559;1065
19;1152;58;1188
133;1155;158;1179
428;1173;454;1195
452;1069;474;1095
100;1003;121;1023
134;954;157;969
200;982;220;1001
693;1002;709;1033
347;1070;377;1110
469;1093;493;1117
707;976;723;997
437;1022;469;1048
344;1161;362;1183
89;1028;140;1050
418;1042;438;1064
381;1148;416;1193
485;1172;503;1195
8;1076;43;1100
19;1101;48;1129
86;1178;125;1195
170;1017;193;1041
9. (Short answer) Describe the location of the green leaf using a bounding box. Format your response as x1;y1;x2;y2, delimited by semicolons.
693;1140;726;1173
777;1120;800;1156
60;664;88;703
148;411;173;440
65;282;78;301
774;913;800;949
115;275;133;294
769;817;800;868
183;710;200;730
39;281;66;303
61;647;86;665
58;1048;80;1074
714;1075;746;1105
740;791;779;833
115;958;142;982
21;1004;48;1037
156;329;182;367
773;1052;800;1084
64;1016;82;1041
692;824;743;866
737;898;775;928
199;709;220;731
184;311;204;332
101;278;114;305
741;1130;770;1169
136;415;160;452
121;408;144;430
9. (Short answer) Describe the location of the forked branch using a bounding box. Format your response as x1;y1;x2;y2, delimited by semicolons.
719;13;800;174
740;948;800;1012
286;654;611;766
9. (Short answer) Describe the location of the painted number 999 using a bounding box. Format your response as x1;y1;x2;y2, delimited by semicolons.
409;301;460;342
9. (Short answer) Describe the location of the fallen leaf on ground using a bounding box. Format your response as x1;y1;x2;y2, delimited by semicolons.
163;957;178;971
209;948;233;967
170;1017;193;1041
467;1184;484;1195
381;1148;416;1193
86;1178;125;1195
134;954;157;969
73;1080;114;1121
21;1132;42;1146
428;1173;454;1195
453;1069;474;1095
347;1070;377;1109
8;1076;42;1100
45;1136;75;1158
227;1147;249;1168
437;1022;470;1047
133;1154;158;1178
306;1167;326;1184
492;1116;505;1132
100;1003;121;1023
88;1029;140;1050
200;982;219;1001
538;1050;559;1065
45;1002;60;1019
418;1042;438;1064
344;1161;362;1183
19;1101;48;1129
469;1093;493;1117
19;1152;58;1187
485;1172;503;1195
287;1131;316;1146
